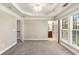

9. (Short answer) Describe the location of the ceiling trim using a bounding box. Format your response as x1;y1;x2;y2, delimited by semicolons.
0;4;20;17
46;3;58;15
12;3;33;16
23;16;51;20
57;4;79;19
49;3;73;18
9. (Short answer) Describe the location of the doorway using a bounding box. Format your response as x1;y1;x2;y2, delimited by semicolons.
48;20;58;41
17;20;22;43
48;21;54;41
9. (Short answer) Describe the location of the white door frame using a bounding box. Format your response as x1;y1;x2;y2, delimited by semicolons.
17;18;24;42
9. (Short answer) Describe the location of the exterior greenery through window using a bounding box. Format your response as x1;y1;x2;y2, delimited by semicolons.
62;17;68;41
72;14;79;46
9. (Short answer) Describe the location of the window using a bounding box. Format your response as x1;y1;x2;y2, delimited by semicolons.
60;11;79;49
72;13;79;46
77;31;79;46
73;15;77;29
62;17;68;29
62;30;68;40
62;17;68;41
72;31;76;44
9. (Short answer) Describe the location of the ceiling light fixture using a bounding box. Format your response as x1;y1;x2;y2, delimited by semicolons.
33;5;42;12
29;4;46;12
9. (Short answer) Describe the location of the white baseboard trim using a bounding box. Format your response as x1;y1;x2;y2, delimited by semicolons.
0;42;17;55
24;39;48;40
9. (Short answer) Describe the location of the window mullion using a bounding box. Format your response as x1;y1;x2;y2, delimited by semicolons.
68;16;72;44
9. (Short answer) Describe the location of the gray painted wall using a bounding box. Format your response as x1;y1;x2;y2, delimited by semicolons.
24;20;48;40
0;7;17;54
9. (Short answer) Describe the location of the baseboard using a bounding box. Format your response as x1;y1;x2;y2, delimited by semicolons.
60;40;79;55
0;42;17;55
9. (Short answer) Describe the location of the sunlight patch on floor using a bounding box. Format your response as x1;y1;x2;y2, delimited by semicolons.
48;38;55;42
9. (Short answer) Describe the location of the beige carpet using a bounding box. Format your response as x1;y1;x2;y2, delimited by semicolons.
2;40;73;55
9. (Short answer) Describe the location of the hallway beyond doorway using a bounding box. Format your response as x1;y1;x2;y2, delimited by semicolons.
2;39;73;55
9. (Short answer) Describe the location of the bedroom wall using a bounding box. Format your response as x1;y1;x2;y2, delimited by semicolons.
24;17;49;40
0;5;18;54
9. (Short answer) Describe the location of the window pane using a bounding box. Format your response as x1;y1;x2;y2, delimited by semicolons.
62;18;68;29
72;31;76;44
77;31;79;46
77;14;79;29
62;30;68;40
62;30;64;38
73;16;77;29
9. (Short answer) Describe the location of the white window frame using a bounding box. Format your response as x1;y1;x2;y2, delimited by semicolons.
60;10;79;50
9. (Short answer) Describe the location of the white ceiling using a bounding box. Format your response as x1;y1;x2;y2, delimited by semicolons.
13;3;58;16
0;3;74;17
11;3;58;16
